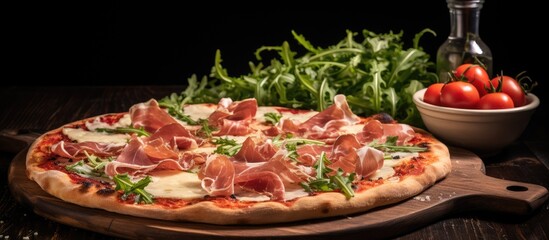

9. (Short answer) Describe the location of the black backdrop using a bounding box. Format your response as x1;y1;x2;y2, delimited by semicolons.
7;1;545;100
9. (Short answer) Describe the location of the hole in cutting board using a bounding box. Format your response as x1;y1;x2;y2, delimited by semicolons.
506;185;528;192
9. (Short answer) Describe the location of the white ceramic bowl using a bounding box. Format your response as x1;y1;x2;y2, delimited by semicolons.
413;88;540;156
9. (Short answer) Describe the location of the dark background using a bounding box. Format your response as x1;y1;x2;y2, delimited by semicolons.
7;1;545;101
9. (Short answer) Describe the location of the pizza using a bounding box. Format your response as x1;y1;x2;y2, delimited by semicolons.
25;94;451;225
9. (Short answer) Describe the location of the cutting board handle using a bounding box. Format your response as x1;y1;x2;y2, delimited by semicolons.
454;171;549;215
0;129;41;153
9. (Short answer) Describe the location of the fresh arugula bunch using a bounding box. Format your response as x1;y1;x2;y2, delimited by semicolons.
176;29;437;126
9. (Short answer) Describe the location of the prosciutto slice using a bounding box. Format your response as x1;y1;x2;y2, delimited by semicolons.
279;94;360;140
149;123;203;150
358;120;416;145
198;154;235;197
104;131;199;176
233;137;277;163
355;146;384;177
301;94;359;129
209;98;258;136
328;134;362;174
235;171;285;201
237;150;313;184
50;141;124;159
130;99;178;133
296;144;332;166
213;119;253;136
104;136;186;176
327;134;384;178
197;148;314;200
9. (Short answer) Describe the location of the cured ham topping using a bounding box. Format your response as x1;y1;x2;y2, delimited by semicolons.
103;108;207;176
295;144;332;166
354;146;384;177
198;154;236;197
149;123;203;150
301;95;360;129
233;138;277;163
197;147;314;200
209;98;258;136
130;99;178;133
235;171;285;201
278;94;360;141
324;134;384;178
358;120;416;145
237;149;313;184
104;133;199;176
327;134;362;174
213;119;253;136
51;141;124;159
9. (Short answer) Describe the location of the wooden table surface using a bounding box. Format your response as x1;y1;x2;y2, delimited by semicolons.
1;85;548;240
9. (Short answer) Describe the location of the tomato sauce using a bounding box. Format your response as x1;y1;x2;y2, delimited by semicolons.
394;158;425;176
356;178;384;192
98;114;125;125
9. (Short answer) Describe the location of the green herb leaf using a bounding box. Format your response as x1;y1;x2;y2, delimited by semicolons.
264;112;282;125
368;136;427;152
113;174;154;204
65;152;112;179
212;137;241;156
96;126;150;137
158;93;199;125
331;170;356;199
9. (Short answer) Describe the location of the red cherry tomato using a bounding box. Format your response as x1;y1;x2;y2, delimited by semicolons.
478;92;515;109
423;83;444;106
454;64;491;96
490;75;526;107
440;81;480;109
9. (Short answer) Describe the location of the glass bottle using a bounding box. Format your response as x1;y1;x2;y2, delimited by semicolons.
436;0;492;82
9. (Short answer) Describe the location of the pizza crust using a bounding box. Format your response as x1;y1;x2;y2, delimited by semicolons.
26;111;452;225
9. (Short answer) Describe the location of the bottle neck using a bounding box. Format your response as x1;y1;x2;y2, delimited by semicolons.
449;6;481;38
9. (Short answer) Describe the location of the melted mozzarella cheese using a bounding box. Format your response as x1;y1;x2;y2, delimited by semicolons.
255;106;319;124
281;111;318;123
339;124;364;135
369;166;396;180
235;185;309;202
183;104;216;122
146;171;208;200
281;186;310;200
190;147;217;154
62;128;129;145
85;114;131;131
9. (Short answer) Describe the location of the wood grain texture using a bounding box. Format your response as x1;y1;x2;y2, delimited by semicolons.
8;146;548;240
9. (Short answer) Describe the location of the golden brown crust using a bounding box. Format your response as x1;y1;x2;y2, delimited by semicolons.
26;112;452;225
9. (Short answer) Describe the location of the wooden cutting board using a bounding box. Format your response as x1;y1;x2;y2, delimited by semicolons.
8;146;548;240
